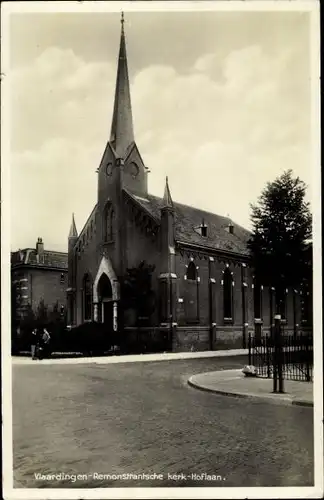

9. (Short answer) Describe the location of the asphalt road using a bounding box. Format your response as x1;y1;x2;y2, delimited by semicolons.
12;355;314;488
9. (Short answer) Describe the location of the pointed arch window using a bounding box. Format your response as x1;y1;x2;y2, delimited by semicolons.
184;261;199;323
103;203;115;242
223;267;233;320
186;261;197;281
253;276;262;320
82;274;92;321
110;209;115;240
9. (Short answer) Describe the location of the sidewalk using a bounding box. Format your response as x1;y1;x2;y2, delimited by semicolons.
188;369;313;407
12;348;248;365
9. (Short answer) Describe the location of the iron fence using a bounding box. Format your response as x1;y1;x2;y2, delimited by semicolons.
248;332;313;382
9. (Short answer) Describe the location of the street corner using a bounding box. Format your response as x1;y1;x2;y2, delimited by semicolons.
187;369;245;396
187;369;314;408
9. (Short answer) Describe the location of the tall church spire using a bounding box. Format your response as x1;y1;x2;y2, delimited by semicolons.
110;12;135;157
69;213;78;238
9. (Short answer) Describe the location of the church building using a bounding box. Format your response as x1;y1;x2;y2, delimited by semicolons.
67;16;308;351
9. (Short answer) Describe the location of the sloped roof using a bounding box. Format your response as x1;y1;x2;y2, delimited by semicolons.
126;190;251;256
75;204;97;246
11;249;68;269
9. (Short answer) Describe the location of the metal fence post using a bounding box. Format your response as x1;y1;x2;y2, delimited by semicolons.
266;336;271;378
273;314;278;393
293;289;297;339
273;344;278;393
248;333;251;366
274;314;284;393
305;335;310;382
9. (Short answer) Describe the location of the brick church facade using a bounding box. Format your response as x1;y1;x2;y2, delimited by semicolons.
67;17;311;351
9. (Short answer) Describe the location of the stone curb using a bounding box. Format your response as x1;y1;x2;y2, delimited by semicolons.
12;349;249;365
187;376;314;408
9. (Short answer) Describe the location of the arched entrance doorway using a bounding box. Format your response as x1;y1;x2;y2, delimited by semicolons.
97;273;113;326
93;255;119;331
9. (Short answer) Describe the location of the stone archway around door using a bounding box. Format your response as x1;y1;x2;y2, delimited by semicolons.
97;273;113;325
93;255;120;331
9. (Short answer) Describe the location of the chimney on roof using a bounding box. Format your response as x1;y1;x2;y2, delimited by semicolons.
36;237;44;262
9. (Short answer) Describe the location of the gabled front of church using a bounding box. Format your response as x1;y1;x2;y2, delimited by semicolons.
67;17;305;351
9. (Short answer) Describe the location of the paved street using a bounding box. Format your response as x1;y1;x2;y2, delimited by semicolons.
12;355;314;488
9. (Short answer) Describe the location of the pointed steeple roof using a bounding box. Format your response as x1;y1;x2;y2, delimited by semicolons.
69;213;78;238
110;12;135;158
162;176;174;210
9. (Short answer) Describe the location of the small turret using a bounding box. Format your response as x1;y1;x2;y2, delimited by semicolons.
69;213;78;239
161;176;174;211
160;176;175;272
159;177;177;326
67;213;78;287
67;213;78;326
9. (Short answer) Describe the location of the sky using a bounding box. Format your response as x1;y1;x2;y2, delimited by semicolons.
8;5;313;252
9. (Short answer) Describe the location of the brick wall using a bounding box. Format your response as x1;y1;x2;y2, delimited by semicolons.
173;326;210;352
123;326;169;352
123;207;161;325
171;250;308;352
29;268;67;312
121;146;148;197
74;215;99;325
11;270;30;319
73;198;162;326
213;326;244;350
175;252;255;328
124;205;160;273
11;267;67;320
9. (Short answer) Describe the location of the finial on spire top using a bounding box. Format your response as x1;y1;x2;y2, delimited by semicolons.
121;11;125;31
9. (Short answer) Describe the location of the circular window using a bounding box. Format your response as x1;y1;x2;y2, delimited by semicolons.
129;162;139;178
106;163;113;176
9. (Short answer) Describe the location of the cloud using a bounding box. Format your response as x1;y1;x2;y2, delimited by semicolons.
11;46;115;151
11;137;99;251
10;38;311;252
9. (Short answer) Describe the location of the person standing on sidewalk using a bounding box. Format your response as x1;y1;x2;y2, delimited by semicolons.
30;327;39;360
40;327;51;359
